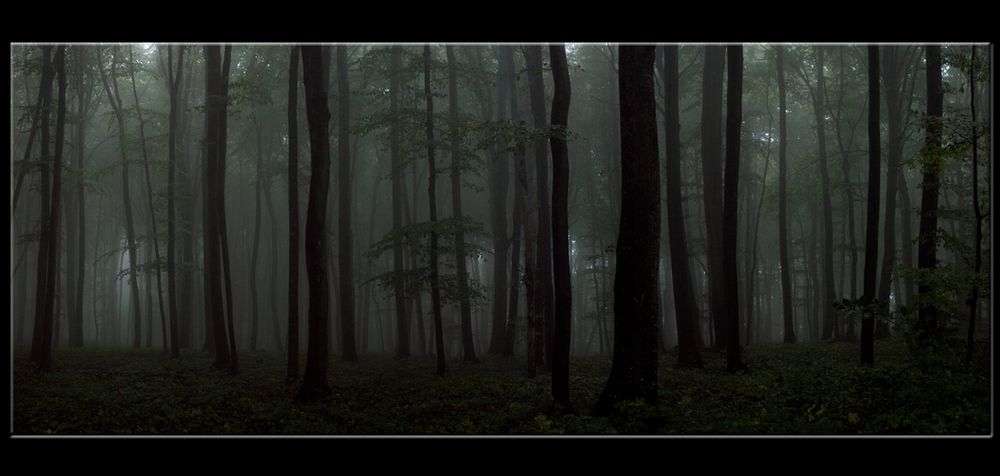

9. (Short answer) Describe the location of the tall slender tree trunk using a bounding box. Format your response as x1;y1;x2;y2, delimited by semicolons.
216;45;238;373
700;45;727;350
810;47;837;342
389;46;410;359
723;45;743;371
297;45;333;402
337;45;357;362
877;46;904;339
663;45;704;366
286;45;301;382
446;45;479;363
425;45;447;376
965;44;982;366
549;44;572;407
488;46;511;356
595;45;660;415
249;118;263;351
524;45;554;368
165;45;185;358
777;46;795;344
917;45;943;338
861;45;881;365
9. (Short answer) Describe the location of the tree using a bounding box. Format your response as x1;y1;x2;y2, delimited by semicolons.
523;45;554;367
723;45;743;371
297;45;333;402
876;45;905;339
776;46;796;344
127;46;168;354
337;45;358;362
487;46;511;356
287;45;301;382
501;45;523;359
662;45;704;367
917;45;943;338
701;45;726;348
30;45;66;371
860;45;881;365
97;45;144;350
594;45;659;416
424;44;447;376
965;44;983;366
549;44;572;408
250;115;264;351
165;45;185;358
446;45;479;363
389;46;410;358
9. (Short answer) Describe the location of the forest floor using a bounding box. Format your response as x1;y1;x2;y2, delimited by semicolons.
12;338;990;435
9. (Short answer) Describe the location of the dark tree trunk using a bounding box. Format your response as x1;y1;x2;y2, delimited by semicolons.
488;46;511;356
31;46;65;371
877;46;905;339
549;44;572;407
127;46;169;354
861;45;881;365
389;46;410;359
446;45;479;363
746;50;775;347
66;46;88;349
424;45;447;376
217;45;238;373
337;45;357;362
524;45;554;368
917;45;943;338
287;45;301;382
662;45;704;367
965;44;982;366
594;45;659;416
701;45;727;349
165;45;185;358
97;46;144;351
264;179;283;351
810;47;837;342
297;45;333;402
723;45;743;372
777;46;795;344
249;118;263;351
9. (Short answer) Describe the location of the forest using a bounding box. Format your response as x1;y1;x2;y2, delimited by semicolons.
10;43;991;435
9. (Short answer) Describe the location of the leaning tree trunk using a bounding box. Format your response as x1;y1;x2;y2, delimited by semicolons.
548;44;572;407
860;45;881;365
917;45;943;339
297;45;333;402
594;45;659;416
776;46;795;344
663;45;704;367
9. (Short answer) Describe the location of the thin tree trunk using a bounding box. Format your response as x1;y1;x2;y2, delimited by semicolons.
337;45;357;362
425;45;447;376
723;45;743;371
488;46;511;356
860;45;881;365
548;44;572;407
249;118;263;351
917;45;943;338
389;46;410;359
965;44;982;366
777;46;795;344
286;45;301;382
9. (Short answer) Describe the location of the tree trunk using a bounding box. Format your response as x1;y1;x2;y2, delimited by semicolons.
811;47;837;342
249;118;263;351
523;45;554;368
877;46;904;339
860;45;881;365
388;45;410;359
701;45;727;349
595;45;659;416
965;44;982;366
424;45;447;376
337;45;358;362
723;45;743;372
446;45;479;363
917;45;943;338
297;45;333;402
216;45;238;373
548;44;572;407
165;45;185;358
774;47;796;344
662;45;704;367
488;46;511;356
287;45;301;382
